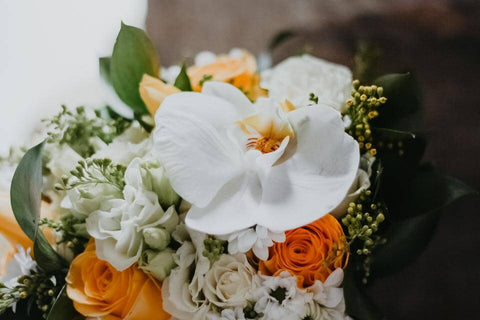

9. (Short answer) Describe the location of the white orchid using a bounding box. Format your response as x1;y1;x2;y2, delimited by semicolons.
153;82;359;234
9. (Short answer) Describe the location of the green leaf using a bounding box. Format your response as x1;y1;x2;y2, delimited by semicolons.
99;57;112;85
391;165;476;219
110;22;159;115
373;73;422;130
46;286;81;320
10;142;66;273
371;211;440;277
344;267;384;320
10;142;44;240
174;63;192;91
269;30;296;51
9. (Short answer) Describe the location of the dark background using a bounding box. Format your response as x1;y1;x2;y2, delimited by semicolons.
146;1;480;318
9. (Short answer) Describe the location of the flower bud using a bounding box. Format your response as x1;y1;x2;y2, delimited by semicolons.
139;249;176;280
143;227;171;251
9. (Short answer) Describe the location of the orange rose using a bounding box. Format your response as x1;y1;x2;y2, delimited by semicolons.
259;214;349;288
188;50;266;101
66;241;170;320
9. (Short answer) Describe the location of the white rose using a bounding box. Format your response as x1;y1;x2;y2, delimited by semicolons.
204;254;260;308
331;154;375;218
261;54;352;112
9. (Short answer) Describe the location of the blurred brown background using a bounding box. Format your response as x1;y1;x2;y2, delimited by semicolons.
147;0;480;319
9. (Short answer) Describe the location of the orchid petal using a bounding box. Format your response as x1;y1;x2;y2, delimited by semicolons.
154;93;246;207
185;173;260;235
257;105;359;231
202;81;255;117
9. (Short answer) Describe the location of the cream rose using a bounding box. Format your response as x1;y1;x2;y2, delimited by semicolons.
204;254;259;308
260;54;352;112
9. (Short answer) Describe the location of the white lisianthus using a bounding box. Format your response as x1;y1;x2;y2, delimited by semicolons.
221;225;285;261
92;122;150;166
162;228;216;320
85;157;176;271
153;82;359;234
61;182;122;217
260;54;353;112
253;271;312;320
204;254;260;308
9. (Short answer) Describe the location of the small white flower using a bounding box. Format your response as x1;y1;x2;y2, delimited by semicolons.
1;246;37;288
253;271;312;320
161;65;182;84
208;307;246;320
221;225;285;261
261;54;353;112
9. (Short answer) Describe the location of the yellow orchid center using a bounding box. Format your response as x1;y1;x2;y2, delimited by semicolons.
237;101;296;154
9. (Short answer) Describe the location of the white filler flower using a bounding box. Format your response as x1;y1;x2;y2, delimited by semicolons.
153;82;359;234
260;54;353;112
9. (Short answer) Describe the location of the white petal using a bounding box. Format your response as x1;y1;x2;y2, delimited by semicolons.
256;105;359;231
324;268;344;287
154;92;246;207
202;81;255;117
185;173;260;234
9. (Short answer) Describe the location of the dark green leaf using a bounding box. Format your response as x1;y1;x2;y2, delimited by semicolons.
392;165;476;218
33;230;66;273
99;57;112;85
373;73;422;130
110;22;159;115
10;142;44;240
10;142;66;272
174;63;192;91
344;267;384;320
46;286;81;320
371;211;440;277
269;30;296;51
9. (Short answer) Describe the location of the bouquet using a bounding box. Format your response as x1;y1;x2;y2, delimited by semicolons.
0;23;474;320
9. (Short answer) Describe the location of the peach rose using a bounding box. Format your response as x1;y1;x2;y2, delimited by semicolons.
139;74;180;115
66;241;170;320
188;50;266;101
259;214;349;288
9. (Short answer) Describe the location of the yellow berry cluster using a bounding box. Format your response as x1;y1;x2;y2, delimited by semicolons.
345;80;387;156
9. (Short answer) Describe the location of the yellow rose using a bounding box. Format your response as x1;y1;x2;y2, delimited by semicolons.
188;50;266;101
139;74;180;115
66;241;170;320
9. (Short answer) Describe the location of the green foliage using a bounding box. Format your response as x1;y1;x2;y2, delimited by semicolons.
373;73;421;130
345;80;388;155
174;63;193;91
110;23;159;115
343;267;383;320
203;235;228;264
57;158;126;192
342;190;387;283
0;272;63;319
46;286;81;320
99;57;112;85
10;142;66;273
199;74;213;87
44;106;130;158
40;215;89;257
